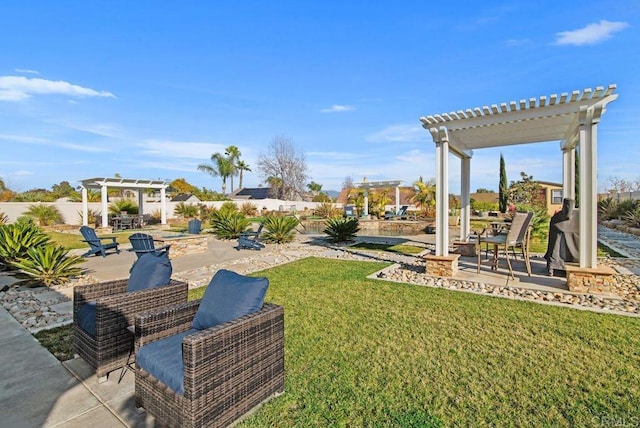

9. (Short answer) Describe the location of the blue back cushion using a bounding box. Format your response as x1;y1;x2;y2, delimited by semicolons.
127;251;173;292
191;269;269;330
137;329;197;395
76;302;97;337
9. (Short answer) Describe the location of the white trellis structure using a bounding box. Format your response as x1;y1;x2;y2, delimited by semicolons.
355;179;403;217
420;84;618;269
79;177;169;227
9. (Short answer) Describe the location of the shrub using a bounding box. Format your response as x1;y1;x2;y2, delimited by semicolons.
11;245;84;286
315;202;340;219
598;198;618;221
174;202;199;218
24;204;63;226
240;202;258;216
148;209;162;224
0;223;50;267
0;211;8;225
108;199;139;215
210;211;250;240
614;199;638;219
219;201;239;215
623;206;640;228
262;215;299;244
198;204;217;224
76;209;99;226
323;218;360;243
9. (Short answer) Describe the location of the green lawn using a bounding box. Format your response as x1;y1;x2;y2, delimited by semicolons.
47;230;135;249
37;257;640;426
350;242;426;255
190;258;640;427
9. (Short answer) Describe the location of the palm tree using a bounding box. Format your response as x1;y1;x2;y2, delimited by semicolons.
225;146;241;193
198;152;234;195
412;176;436;216
236;160;251;190
266;176;283;198
307;181;322;195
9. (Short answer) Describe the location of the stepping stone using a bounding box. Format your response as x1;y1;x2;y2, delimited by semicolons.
49;301;73;316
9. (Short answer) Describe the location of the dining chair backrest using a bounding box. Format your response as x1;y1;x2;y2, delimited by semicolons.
505;212;534;246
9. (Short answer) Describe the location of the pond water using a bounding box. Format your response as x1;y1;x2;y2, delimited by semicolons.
298;222;426;237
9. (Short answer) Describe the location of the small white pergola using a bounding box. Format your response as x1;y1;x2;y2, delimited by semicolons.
79;177;169;228
355;179;402;217
420;84;618;269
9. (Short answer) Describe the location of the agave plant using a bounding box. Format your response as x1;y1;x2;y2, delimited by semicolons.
598;198;618;221
24;203;63;226
210;210;251;239
0;223;51;267
262;215;299;244
108;199;139;215
323;217;360;243
240;202;258;216
11;245;84;286
174;202;199;218
219;201;239;214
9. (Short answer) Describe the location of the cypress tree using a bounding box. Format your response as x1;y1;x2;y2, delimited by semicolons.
499;154;508;213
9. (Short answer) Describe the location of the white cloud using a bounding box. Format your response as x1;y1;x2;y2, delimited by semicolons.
554;20;630;46
366;124;427;143
14;69;39;75
320;104;355;113
0;76;116;102
139;140;227;159
0;134;48;144
505;38;531;47
59;143;110;153
14;170;34;176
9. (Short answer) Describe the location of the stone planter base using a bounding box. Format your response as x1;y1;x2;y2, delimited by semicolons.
452;241;476;257
424;254;460;277
153;235;209;258
565;265;617;294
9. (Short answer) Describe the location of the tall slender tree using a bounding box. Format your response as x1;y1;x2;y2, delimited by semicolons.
197;152;234;195
236;160;251;190
499;153;508;213
224;145;241;192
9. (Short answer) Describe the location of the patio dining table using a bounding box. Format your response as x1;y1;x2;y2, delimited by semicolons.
111;215;143;231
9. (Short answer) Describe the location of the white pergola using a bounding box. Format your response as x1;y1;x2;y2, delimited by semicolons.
355;179;402;217
420;84;618;269
79;177;169;228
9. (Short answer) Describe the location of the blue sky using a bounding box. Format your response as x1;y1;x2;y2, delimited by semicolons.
1;1;638;194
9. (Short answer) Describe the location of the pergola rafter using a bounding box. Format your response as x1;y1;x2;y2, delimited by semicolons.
420;84;618;269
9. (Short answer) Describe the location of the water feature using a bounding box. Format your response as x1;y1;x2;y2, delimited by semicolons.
299;220;430;237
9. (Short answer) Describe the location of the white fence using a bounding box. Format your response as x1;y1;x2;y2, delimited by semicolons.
0;199;329;225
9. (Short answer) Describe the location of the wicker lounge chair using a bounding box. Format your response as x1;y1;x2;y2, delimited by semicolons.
73;252;188;382
79;226;120;257
134;270;284;428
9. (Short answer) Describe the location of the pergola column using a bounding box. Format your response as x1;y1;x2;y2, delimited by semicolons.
395;185;400;214
460;156;471;241
81;187;88;226
137;190;144;218
578;106;602;268
161;186;167;225
431;126;450;256
562;147;576;200
363;189;369;217
101;185;109;228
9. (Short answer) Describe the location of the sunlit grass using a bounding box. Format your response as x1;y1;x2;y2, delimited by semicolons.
350;242;425;255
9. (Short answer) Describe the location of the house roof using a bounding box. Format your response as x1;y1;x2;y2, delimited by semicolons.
171;194;200;202
230;187;271;200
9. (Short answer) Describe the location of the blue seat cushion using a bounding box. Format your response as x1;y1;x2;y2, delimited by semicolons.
137;329;197;395
127;251;172;292
191;269;269;331
76;302;97;337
